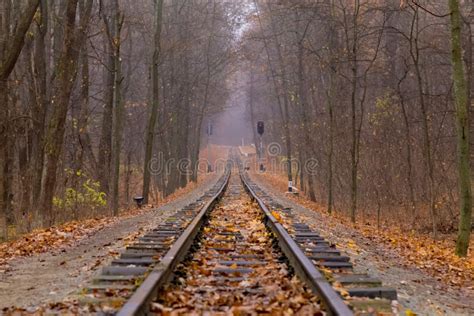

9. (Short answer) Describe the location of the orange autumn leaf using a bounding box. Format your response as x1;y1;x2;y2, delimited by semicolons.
271;210;282;222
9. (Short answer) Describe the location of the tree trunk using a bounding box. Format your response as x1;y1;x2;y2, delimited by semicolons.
110;0;124;216
143;0;164;203
327;87;334;213
0;0;39;239
179;103;190;188
40;0;92;226
450;0;473;257
0;0;40;79
396;71;417;226
265;2;293;191
178;5;191;189
30;0;48;216
295;25;316;201
0;79;8;239
325;0;337;214
349;3;359;223
190;112;204;182
125;150;132;205
98;2;115;195
409;9;437;237
248;70;259;159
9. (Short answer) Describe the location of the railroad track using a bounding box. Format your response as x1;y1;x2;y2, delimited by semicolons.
77;166;231;314
241;173;398;314
150;172;323;314
78;158;396;315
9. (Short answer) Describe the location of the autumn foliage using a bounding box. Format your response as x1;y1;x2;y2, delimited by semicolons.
254;172;474;288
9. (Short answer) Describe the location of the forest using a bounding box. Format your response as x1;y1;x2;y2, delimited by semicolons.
0;0;473;314
244;0;473;257
0;0;237;233
0;0;472;252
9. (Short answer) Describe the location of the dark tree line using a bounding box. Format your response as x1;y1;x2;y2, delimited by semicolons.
0;0;471;257
0;0;237;239
242;0;472;256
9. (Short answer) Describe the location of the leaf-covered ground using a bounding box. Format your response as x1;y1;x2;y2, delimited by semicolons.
254;173;473;288
0;174;219;312
154;177;322;315
253;172;474;315
0;175;212;273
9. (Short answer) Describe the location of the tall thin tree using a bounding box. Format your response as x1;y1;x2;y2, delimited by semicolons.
40;0;93;225
110;0;124;216
449;0;472;257
142;0;164;203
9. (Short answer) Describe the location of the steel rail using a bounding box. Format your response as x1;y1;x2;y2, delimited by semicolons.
117;163;352;316
240;172;354;316
117;168;231;316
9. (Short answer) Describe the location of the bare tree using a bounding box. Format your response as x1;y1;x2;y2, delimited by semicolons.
40;0;93;226
0;0;40;238
110;0;124;216
143;0;164;204
449;0;472;257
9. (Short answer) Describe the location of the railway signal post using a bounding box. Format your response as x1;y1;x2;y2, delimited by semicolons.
257;121;265;172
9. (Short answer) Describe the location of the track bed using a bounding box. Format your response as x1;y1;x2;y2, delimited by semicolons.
153;174;321;314
2;160;399;315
